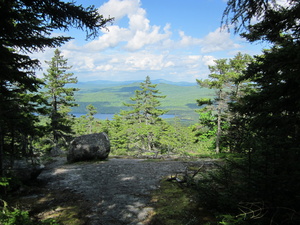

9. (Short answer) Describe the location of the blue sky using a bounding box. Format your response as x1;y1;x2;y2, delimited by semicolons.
32;0;268;82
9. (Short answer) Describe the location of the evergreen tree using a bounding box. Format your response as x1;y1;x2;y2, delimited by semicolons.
73;104;100;135
106;115;130;154
196;52;252;153
191;110;217;151
122;76;168;125
86;104;97;134
121;76;168;153
42;49;78;148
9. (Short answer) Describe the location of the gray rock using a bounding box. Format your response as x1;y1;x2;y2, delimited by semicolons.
67;132;110;163
50;146;63;156
10;160;45;182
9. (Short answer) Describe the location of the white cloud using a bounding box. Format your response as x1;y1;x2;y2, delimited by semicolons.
128;7;149;31
98;0;141;21
178;31;202;47
165;61;175;67
201;28;241;53
84;25;131;51
95;64;114;71
109;57;120;63
124;52;173;70
125;24;171;51
85;0;238;54
202;55;216;66
28;0;250;83
275;0;291;7
86;0;173;52
181;55;216;71
63;40;81;50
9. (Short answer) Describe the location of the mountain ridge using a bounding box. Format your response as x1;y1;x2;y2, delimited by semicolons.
76;79;196;88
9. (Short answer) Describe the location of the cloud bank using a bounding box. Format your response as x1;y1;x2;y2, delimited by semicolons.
32;0;250;82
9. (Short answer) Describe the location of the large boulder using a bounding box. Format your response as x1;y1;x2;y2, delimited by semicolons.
5;159;45;183
67;132;110;163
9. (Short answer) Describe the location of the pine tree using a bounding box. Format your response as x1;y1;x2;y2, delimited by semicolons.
121;76;168;153
122;76;168;125
42;49;78;149
86;104;97;134
196;52;252;153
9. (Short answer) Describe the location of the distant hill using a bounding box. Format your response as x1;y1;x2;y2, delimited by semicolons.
72;80;214;123
72;79;196;92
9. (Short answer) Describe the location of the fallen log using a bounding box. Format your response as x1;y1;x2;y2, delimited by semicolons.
166;164;204;185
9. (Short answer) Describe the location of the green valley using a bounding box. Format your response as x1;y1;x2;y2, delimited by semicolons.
72;80;215;123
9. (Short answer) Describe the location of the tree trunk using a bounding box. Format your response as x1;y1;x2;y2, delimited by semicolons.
0;126;3;176
216;104;222;154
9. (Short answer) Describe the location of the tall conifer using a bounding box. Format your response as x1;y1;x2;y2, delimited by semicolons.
122;76;168;125
121;76;168;152
43;49;78;148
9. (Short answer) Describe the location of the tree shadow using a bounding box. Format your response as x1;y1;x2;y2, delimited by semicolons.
18;157;215;224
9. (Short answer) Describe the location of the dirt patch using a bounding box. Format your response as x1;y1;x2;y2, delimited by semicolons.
11;157;216;225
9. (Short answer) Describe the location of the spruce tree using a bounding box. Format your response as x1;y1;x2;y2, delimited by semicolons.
121;76;168;153
43;49;78;149
196;52;252;153
122;76;168;125
86;104;98;134
73;104;98;135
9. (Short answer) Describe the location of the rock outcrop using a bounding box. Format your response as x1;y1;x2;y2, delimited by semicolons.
67;132;110;163
7;159;45;183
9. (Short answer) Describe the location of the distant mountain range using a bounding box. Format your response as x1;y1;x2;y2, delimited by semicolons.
74;79;196;89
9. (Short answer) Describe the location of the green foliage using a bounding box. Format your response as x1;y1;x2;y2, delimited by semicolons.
105;115;208;157
121;76;168;125
228;4;300;223
104;115;129;154
0;177;10;187
103;76;213;157
0;0;112;173
42;49;79;149
191;110;216;153
149;180;215;225
41;219;60;225
196;52;253;153
193;110;216;138
0;181;59;225
197;98;213;106
196;161;238;212
218;214;244;225
158;119;194;154
196;1;300;225
0;207;32;225
72;104;99;135
100;107;207;157
117;76;168;155
0;206;59;225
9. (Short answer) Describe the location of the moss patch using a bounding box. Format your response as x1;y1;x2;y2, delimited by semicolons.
147;179;216;225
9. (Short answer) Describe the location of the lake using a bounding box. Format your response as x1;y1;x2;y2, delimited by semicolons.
72;113;175;120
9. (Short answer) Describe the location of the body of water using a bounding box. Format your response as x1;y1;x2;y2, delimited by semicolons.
72;113;175;120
